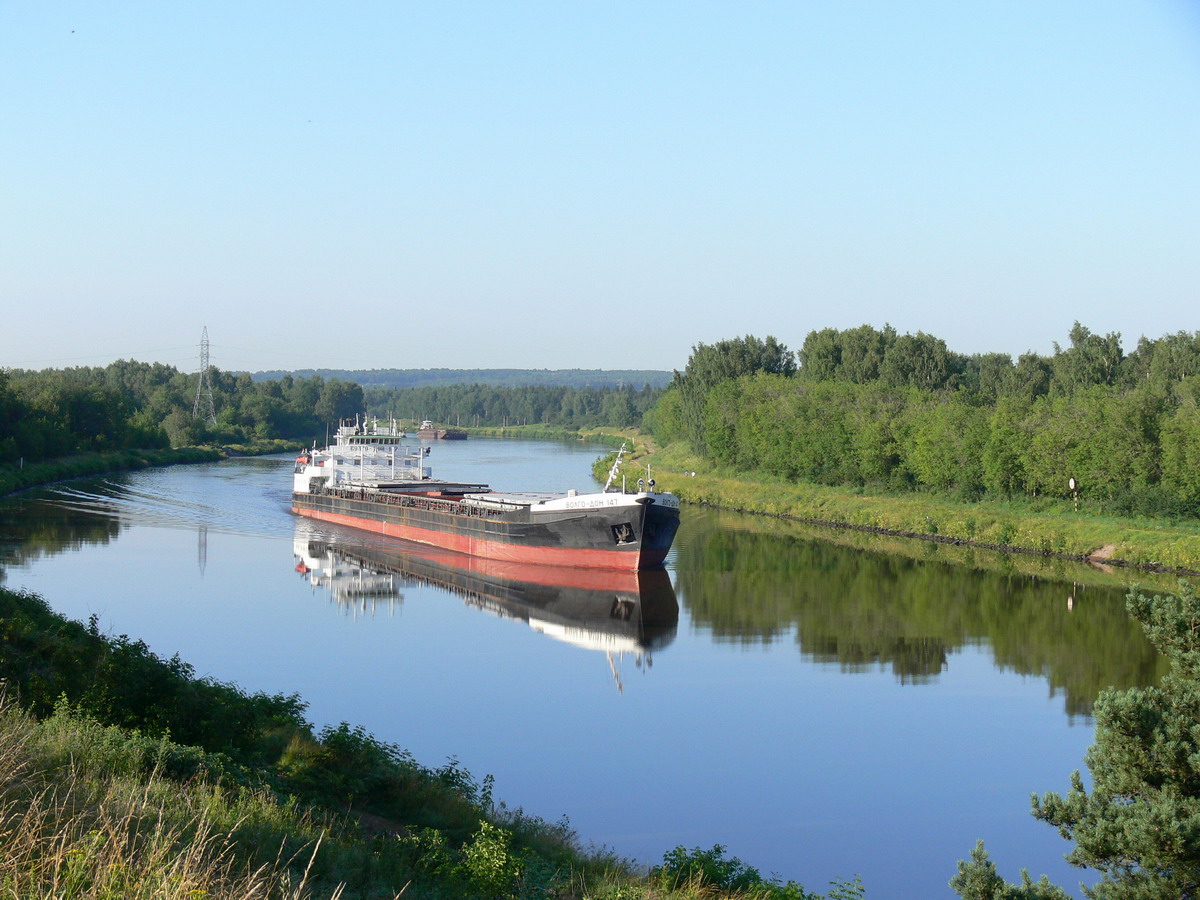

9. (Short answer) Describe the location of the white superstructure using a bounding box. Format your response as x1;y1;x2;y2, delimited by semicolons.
293;417;431;493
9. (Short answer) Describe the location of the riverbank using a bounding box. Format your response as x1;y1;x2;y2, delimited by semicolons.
599;439;1200;576
0;440;303;498
0;584;601;899
462;423;630;447
0;583;825;900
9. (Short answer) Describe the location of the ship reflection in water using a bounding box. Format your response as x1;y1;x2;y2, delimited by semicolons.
292;524;679;692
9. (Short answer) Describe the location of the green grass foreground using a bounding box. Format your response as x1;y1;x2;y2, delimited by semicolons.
0;585;854;900
598;439;1200;575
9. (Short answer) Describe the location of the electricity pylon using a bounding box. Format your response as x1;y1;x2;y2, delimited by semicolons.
192;326;217;423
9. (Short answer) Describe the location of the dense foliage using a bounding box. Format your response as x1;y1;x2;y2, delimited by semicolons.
953;582;1200;899
667;334;796;454
652;324;1200;519
364;381;661;429
0;360;365;463
653;844;823;898
0;360;660;470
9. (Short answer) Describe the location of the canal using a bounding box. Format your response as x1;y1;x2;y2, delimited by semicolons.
0;438;1167;898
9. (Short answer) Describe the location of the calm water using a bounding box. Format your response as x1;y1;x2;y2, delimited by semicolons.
0;439;1166;898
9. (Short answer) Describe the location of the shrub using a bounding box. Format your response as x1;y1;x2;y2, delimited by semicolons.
654;844;816;898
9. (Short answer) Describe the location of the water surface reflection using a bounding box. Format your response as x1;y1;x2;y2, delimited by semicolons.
0;487;125;578
293;524;678;692
676;507;1166;717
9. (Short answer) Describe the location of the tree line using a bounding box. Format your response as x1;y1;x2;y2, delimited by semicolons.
651;326;1200;518
0;360;364;463
0;359;663;466
254;367;672;390
364;382;661;429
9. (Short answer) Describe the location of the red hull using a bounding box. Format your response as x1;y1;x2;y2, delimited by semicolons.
292;505;668;570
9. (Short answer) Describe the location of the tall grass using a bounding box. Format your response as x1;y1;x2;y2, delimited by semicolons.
0;697;353;900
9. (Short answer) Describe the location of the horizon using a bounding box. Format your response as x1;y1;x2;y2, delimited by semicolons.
2;320;1195;378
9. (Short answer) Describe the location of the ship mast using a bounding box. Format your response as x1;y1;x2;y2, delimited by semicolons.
603;442;627;492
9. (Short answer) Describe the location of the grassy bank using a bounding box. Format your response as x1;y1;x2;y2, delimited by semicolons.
599;439;1200;575
0;447;223;497
0;440;304;498
689;506;1190;602
220;438;307;456
0;585;841;899
464;424;631;447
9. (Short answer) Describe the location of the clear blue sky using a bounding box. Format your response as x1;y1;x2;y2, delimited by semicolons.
3;2;1198;374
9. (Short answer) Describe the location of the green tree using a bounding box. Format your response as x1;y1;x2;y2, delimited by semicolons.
845;384;904;487
950;842;1070;900
162;408;208;448
1051;323;1124;394
702;378;747;467
879;331;964;391
826;324;897;384
900;397;988;497
1148;332;1200;386
798;327;843;380
646;386;686;445
1033;581;1200;899
1123;331;1200;388
315;379;365;425
960;353;1016;402
600;386;637;427
980;397;1030;497
1005;353;1053;402
673;335;795;454
1160;403;1200;510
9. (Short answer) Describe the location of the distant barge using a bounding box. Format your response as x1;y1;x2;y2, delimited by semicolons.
291;419;679;570
417;419;467;440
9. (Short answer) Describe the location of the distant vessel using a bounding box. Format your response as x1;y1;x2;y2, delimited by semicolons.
418;419;467;440
292;528;678;689
291;418;679;570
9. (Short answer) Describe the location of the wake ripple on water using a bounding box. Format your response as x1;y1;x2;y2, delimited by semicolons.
45;461;296;541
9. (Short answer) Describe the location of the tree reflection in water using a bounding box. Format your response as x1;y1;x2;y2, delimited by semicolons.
0;483;127;581
675;507;1168;718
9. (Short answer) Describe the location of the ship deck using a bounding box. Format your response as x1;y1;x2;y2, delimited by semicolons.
460;491;562;510
368;479;490;494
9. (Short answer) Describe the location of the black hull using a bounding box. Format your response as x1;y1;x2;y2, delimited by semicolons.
292;488;680;570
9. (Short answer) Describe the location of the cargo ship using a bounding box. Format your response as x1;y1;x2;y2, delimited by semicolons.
291;418;680;570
